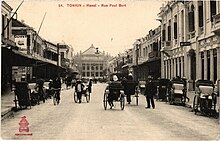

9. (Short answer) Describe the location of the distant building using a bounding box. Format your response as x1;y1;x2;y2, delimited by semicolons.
74;44;111;79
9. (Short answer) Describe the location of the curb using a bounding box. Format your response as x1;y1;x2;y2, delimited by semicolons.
1;107;14;121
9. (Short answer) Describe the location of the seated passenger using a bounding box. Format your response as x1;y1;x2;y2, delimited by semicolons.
108;75;124;109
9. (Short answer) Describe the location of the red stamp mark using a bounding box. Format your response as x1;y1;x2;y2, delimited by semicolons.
15;116;33;136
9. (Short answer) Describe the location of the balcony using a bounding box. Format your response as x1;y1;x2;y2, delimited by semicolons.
198;26;204;35
187;31;195;39
1;36;16;47
148;51;159;59
61;58;70;67
161;41;171;48
212;13;220;35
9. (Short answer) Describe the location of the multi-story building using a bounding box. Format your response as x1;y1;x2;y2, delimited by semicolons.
1;1;16;93
158;0;220;90
132;26;161;80
74;44;111;79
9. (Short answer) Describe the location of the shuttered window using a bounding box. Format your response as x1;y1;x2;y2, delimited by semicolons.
174;22;177;39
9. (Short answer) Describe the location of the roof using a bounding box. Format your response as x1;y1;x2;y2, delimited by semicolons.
82;44;102;55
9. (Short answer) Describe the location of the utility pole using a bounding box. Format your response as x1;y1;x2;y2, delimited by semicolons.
33;12;47;54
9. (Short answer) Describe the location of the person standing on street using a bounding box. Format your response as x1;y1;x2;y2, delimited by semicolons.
144;75;156;109
52;76;62;104
88;78;92;95
36;78;45;103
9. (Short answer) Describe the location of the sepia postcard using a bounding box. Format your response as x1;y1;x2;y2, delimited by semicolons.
1;0;220;140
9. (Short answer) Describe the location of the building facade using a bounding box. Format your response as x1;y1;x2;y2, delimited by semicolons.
158;0;220;90
1;1;16;93
74;44;111;79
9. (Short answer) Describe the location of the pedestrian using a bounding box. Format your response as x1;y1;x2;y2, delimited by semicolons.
122;74;138;104
52;76;62;104
36;78;45;103
75;79;84;103
144;75;156;109
88;78;92;94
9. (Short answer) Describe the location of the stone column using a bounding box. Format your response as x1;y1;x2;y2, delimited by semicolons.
168;60;170;79
174;58;177;77
204;50;208;80
177;57;180;77
210;49;214;82
161;54;165;78
217;48;220;80
171;59;174;79
181;56;184;77
197;52;202;80
184;47;188;79
165;60;168;78
188;55;191;80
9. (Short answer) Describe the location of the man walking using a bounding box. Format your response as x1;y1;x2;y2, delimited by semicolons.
144;75;156;109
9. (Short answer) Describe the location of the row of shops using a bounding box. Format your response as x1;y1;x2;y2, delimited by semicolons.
1;1;77;94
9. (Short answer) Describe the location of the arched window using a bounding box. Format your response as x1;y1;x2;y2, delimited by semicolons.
174;15;177;39
198;1;204;27
210;0;216;22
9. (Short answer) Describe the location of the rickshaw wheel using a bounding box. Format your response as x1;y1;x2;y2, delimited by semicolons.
103;93;108;110
193;95;199;114
120;95;125;110
86;90;90;103
74;92;78;103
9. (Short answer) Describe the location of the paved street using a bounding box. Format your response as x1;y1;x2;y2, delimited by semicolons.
1;83;219;140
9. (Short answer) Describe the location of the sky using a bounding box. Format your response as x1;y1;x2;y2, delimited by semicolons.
5;0;165;56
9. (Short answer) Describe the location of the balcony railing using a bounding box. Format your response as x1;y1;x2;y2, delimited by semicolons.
149;51;159;58
187;31;195;39
213;13;220;24
1;36;16;47
166;41;171;47
162;41;171;48
198;26;204;35
212;13;220;35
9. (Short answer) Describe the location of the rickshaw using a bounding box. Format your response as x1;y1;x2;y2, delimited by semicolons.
103;73;125;110
14;82;32;109
168;79;187;105
138;80;146;95
192;80;217;117
156;78;172;102
74;84;90;103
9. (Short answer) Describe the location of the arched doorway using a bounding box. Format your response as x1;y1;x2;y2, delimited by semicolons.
189;49;196;90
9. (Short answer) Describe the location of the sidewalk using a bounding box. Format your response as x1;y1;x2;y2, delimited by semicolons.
1;83;67;119
1;91;15;119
